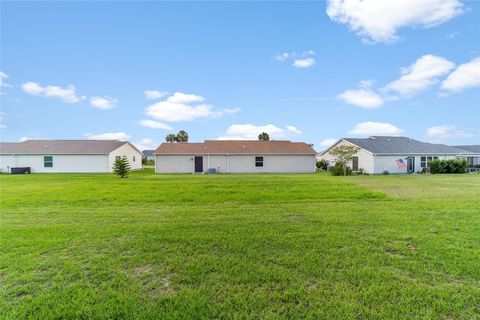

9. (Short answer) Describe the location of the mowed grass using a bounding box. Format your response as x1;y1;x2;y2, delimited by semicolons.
0;170;479;319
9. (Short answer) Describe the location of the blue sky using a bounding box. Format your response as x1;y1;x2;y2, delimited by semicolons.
1;0;479;151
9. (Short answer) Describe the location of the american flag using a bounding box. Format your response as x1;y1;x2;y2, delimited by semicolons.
396;159;407;170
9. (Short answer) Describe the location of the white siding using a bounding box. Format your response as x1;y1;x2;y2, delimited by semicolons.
156;155;194;173
373;155;458;174
0;154;109;173
108;143;143;172
318;140;374;174
155;154;316;173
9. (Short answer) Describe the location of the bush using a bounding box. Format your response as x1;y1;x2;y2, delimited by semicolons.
316;159;328;170
330;162;352;176
382;170;390;175
429;159;468;174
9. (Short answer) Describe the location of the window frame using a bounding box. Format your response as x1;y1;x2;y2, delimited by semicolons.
420;156;439;168
255;156;264;167
44;156;53;168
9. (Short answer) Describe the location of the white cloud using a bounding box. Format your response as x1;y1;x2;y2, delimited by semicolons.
89;96;118;109
222;108;241;114
320;138;338;149
426;125;473;140
145;92;235;122
441;57;480;92
0;71;12;88
133;138;158;151
276;53;290;62
326;0;463;43
384;55;455;97
21;82;85;103
349;122;404;136
138;119;173;130
293;58;316;68
20;137;32;142
83;132;131;140
338;82;384;108
144;90;168;100
218;124;302;140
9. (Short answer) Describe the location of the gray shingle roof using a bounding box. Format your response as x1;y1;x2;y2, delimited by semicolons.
342;136;474;155
142;150;155;157
0;140;128;154
454;145;480;153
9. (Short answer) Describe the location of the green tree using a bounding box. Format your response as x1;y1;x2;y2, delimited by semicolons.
176;130;189;143
330;145;359;176
258;132;270;141
112;155;131;178
165;133;177;143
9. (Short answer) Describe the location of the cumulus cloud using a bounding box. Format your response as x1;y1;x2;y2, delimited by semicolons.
441;57;480;92
90;96;118;109
426;125;473;140
0;71;12;88
320;138;338;149
145;92;237;122
218;124;302;140
384;55;455;97
349;122;404;136
21;82;85;103
326;0;463;43
138;119;173;130
293;58;315;68
83;132;131;140
338;80;384;108
144;90;169;100
276;50;316;68
133;138;158;151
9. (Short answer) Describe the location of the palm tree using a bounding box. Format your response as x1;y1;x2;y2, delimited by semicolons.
258;132;270;141
165;133;177;143
176;130;189;143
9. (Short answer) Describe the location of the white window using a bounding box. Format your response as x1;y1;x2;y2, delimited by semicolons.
420;156;439;168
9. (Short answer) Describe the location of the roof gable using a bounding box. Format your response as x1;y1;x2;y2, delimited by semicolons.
155;140;316;154
0;140;129;154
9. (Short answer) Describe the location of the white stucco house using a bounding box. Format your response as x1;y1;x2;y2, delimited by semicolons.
318;136;479;174
0;140;143;173
155;140;317;174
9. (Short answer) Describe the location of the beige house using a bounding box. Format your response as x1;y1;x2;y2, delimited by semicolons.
0;140;143;173
318;136;478;174
155;140;317;174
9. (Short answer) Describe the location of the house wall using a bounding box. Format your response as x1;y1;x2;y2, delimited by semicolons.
108;143;143;172
155;154;316;173
318;140;374;174
0;154;109;173
373;155;458;174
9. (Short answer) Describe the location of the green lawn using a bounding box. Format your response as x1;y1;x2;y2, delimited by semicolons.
1;170;479;319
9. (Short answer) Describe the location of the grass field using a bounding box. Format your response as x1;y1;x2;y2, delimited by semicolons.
1;170;479;319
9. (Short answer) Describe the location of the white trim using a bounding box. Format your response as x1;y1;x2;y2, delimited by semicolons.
318;139;373;156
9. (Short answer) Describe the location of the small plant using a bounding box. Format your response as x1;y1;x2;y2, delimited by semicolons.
382;170;390;175
113;155;131;178
429;159;468;174
330;162;352;176
316;159;328;170
357;168;365;175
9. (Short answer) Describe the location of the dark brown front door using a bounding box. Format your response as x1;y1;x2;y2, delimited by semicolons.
194;156;203;173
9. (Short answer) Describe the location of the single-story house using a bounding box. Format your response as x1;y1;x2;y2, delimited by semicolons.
0;140;143;173
155;140;317;174
142;149;155;161
318;136;479;174
454;145;480;167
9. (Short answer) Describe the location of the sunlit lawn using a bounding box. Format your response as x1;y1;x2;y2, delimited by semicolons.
1;170;479;319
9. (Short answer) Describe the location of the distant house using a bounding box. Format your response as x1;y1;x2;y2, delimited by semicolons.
142;150;155;161
0;140;143;173
318;136;479;174
155;140;317;174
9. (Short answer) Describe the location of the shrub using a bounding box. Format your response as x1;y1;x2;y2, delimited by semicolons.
330;162;352;176
316;159;328;170
429;159;468;174
113;155;131;178
382;170;389;175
